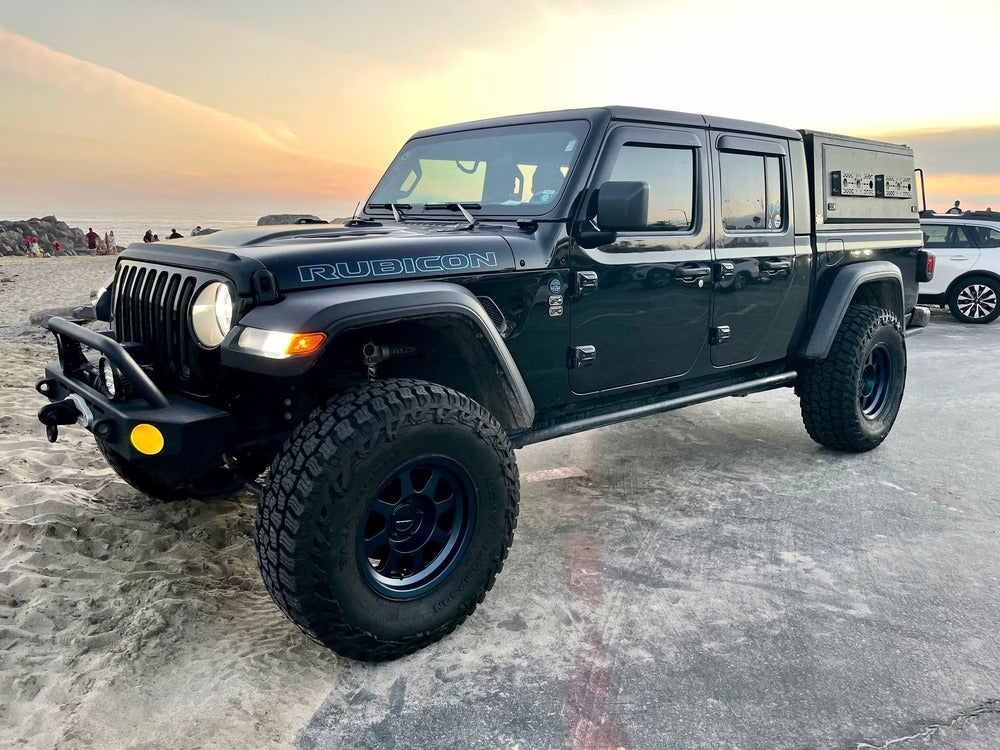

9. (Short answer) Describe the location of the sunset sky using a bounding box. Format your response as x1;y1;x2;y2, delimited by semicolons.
1;0;998;219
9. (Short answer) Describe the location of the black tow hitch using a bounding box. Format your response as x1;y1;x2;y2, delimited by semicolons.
38;398;82;443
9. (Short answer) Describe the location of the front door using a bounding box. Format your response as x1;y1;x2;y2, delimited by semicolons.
709;134;799;367
569;125;712;394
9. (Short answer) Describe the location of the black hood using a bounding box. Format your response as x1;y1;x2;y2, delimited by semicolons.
120;223;518;293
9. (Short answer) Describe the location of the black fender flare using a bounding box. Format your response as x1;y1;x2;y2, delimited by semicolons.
799;261;904;359
222;281;535;429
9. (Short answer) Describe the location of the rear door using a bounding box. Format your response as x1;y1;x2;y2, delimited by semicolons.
709;134;799;366
920;222;982;295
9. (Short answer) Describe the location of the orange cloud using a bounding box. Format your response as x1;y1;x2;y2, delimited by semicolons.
0;27;379;210
0;27;293;152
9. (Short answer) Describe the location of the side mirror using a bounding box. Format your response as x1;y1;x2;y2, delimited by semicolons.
576;181;650;249
596;181;648;231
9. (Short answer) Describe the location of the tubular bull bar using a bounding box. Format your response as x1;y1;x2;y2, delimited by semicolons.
36;316;232;469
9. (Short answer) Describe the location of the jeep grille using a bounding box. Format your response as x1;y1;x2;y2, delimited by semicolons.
112;261;222;389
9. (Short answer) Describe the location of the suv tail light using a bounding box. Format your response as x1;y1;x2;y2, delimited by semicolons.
917;250;935;282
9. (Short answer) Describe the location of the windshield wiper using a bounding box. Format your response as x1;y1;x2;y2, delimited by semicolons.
366;203;411;223
423;202;481;230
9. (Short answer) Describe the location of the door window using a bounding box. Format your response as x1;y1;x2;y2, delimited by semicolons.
604;144;696;232
921;224;975;248
720;152;784;231
971;226;1000;248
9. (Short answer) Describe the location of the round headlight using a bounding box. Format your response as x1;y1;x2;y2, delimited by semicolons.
215;283;233;332
191;282;234;347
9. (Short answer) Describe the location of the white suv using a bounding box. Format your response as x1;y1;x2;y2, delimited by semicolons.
919;212;1000;323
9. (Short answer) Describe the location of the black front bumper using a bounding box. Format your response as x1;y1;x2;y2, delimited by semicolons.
36;317;233;475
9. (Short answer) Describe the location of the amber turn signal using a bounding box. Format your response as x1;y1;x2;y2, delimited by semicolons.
286;332;326;356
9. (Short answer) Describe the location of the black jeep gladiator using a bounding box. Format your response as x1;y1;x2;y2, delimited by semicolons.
36;106;933;661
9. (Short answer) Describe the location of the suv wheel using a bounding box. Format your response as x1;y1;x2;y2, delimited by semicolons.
256;379;519;661
796;305;906;452
948;276;1000;324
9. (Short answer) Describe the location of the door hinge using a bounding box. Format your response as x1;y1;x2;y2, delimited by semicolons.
710;326;731;345
569;345;597;368
715;261;735;281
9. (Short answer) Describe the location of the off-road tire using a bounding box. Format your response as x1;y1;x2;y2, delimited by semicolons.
97;439;244;501
947;275;1000;324
256;378;519;662
796;305;906;452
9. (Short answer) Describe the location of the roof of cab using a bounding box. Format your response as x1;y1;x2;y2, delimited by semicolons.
412;106;802;142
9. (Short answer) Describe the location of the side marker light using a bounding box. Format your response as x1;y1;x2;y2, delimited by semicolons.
286;332;326;356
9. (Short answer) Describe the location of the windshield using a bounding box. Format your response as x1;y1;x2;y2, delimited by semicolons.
367;120;591;218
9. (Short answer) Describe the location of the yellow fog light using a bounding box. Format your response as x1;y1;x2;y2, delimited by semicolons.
130;423;165;455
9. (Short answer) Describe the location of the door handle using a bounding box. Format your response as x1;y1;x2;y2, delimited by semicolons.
675;266;712;280
760;259;791;272
715;261;735;281
949;256;969;261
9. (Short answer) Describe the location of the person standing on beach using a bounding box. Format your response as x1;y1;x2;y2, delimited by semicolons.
29;237;42;257
107;230;116;253
23;234;30;255
85;227;99;253
946;200;963;214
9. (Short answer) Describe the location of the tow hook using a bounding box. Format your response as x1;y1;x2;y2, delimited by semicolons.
38;395;93;443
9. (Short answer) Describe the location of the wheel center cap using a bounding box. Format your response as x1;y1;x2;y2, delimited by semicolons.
392;504;423;535
861;368;876;397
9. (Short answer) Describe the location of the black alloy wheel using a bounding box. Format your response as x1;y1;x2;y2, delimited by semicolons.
858;343;894;420
359;457;475;600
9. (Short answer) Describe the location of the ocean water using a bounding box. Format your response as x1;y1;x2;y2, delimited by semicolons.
55;213;266;248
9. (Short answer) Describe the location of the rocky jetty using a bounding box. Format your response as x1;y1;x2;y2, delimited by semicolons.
257;214;323;226
0;216;86;256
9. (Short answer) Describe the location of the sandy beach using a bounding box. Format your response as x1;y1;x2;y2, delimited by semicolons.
0;257;335;747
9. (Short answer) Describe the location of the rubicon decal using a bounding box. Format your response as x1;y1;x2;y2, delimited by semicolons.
298;252;500;283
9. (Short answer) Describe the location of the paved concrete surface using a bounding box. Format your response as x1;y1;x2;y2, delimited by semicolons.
300;309;1000;750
